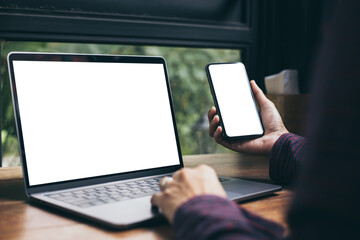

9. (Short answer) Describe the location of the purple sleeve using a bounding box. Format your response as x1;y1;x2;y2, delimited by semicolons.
173;195;284;240
269;133;305;184
287;1;360;238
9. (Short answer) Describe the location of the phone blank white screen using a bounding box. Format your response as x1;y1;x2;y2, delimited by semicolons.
209;63;263;137
13;60;180;186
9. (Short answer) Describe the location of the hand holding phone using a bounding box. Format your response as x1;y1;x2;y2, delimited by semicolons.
205;62;264;140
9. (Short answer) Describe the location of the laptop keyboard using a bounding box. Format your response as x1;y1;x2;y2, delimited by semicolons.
46;176;232;208
46;177;163;208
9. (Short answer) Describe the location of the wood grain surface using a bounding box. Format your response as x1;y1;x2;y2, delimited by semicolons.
0;153;292;240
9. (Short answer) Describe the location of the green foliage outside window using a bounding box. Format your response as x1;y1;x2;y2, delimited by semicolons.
1;41;240;166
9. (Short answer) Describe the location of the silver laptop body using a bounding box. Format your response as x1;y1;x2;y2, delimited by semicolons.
7;52;281;229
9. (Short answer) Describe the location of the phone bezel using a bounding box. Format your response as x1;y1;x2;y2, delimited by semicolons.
205;62;264;141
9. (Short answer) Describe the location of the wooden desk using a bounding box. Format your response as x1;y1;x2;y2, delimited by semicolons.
0;153;292;240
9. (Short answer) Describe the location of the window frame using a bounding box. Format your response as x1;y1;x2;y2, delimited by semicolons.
0;0;260;166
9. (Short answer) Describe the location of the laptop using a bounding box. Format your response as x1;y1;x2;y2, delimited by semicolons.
7;52;281;229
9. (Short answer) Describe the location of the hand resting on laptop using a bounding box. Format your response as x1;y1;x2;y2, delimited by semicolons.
151;164;227;223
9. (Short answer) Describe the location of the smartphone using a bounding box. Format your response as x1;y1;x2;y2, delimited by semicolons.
205;62;264;140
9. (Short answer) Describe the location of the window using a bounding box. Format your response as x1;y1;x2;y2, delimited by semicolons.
1;41;240;166
0;0;258;166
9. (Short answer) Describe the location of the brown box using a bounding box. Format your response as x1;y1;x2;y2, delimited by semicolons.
266;94;308;136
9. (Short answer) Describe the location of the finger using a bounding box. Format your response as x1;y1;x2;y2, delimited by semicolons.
172;167;195;183
213;126;236;150
209;115;220;137
151;192;162;206
207;106;217;122
196;164;215;174
250;80;270;109
214;126;223;140
214;126;226;145
159;176;173;191
172;168;186;181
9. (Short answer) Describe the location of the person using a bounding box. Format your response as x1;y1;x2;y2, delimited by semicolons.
151;1;360;239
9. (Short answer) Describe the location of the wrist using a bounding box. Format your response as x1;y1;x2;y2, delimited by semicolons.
265;130;289;155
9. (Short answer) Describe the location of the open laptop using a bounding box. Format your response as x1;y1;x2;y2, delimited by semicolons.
7;52;281;229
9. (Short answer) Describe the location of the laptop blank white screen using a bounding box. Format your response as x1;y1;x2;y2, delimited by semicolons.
12;60;181;186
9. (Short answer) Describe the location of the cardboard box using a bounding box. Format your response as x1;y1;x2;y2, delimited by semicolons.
266;94;308;135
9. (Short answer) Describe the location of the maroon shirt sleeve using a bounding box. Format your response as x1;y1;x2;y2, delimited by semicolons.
286;1;360;239
173;195;284;240
172;133;304;239
269;133;305;184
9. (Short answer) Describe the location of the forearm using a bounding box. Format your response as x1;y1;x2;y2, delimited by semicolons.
269;133;305;184
173;195;284;240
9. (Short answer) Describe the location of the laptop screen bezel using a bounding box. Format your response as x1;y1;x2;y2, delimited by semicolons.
7;52;184;195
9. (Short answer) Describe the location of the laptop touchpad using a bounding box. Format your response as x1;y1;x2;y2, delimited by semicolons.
226;191;244;200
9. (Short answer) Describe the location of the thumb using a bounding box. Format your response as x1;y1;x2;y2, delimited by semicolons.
250;80;271;109
151;192;162;207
